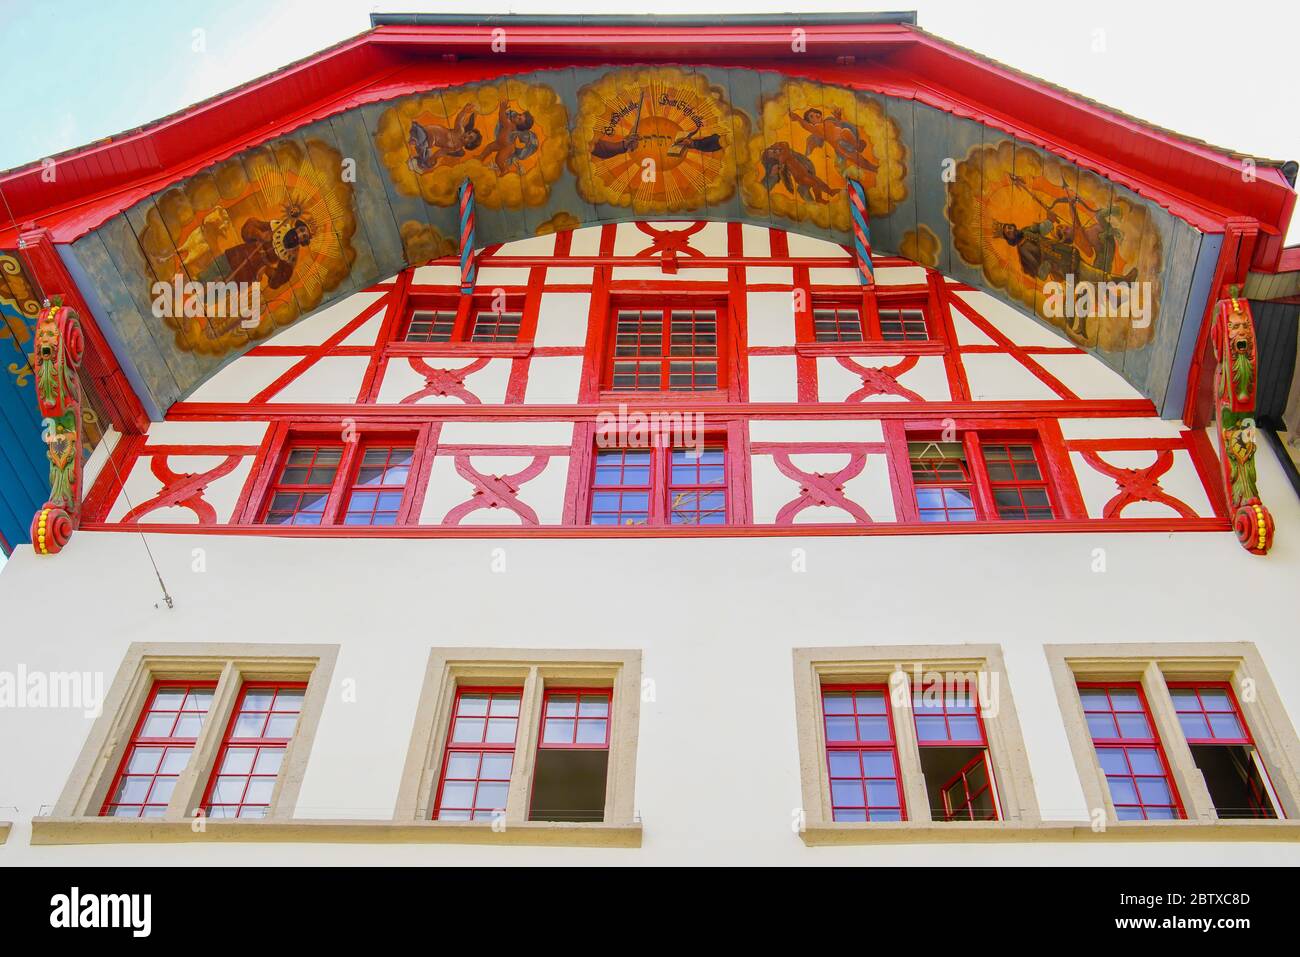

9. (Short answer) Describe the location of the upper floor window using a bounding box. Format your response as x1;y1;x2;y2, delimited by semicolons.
402;294;524;344
913;683;999;821
1170;682;1278;819
807;295;932;345
259;432;419;527
102;681;216;818
607;301;723;393
434;687;522;821
907;435;1055;523
822;685;904;822
1078;682;1183;821
588;444;728;526
203;683;306;819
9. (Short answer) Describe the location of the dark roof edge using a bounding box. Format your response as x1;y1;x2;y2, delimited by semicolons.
370;12;919;28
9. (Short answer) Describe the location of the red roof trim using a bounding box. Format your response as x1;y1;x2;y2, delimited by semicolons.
0;22;1292;266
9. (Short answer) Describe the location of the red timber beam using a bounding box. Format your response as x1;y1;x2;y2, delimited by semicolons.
17;227;149;434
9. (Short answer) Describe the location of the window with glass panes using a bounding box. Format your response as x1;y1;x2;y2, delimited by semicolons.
101;681;216;818
341;445;413;526
262;444;342;525
434;688;522;821
539;690;611;749
589;444;727;526
609;305;720;392
812;305;865;342
913;683;998;821
983;443;1054;520
404;309;458;342
821;685;905;822
469;308;523;342
1078;682;1183;821
202;683;305;819
1169;682;1278;819
877;300;929;341
909;441;977;522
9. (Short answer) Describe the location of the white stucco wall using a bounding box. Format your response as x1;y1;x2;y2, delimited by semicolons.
0;442;1297;866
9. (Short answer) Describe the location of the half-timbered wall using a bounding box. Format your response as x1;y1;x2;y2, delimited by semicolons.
78;221;1229;540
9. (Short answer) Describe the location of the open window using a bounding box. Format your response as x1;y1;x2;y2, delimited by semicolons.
529;689;612;822
912;682;999;821
1170;683;1280;819
907;432;1056;523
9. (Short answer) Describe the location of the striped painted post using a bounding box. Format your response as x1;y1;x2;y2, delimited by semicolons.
458;179;477;295
847;179;874;286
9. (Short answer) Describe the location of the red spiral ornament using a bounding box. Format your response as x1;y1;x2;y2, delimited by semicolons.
1232;499;1274;556
32;506;74;555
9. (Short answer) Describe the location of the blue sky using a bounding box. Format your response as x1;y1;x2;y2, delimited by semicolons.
3;1;1298;242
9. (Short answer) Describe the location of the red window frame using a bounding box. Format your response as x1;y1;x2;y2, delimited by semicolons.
905;430;1058;524
101;680;217;818
400;292;525;345
432;686;523;821
587;440;729;527
537;688;612;750
201;681;307;819
1078;681;1185;821
821;684;906;822
1168;681;1278;819
802;292;937;348
604;295;727;394
254;425;426;527
912;681;1000;821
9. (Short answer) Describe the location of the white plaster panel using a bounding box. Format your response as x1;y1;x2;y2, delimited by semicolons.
786;233;847;257
747;355;798;402
492;234;555;257
1034;353;1145;401
475;267;532;287
437;421;574;445
873;266;928;286
184;355;299;403
962;353;1061;401
106;454;253;525
340;313;384;346
269;356;370;404
544;267;595;285
808;267;860;285
741;223;771;257
744;266;794;285
145;420;271;446
815;355;950;403
524;357;583;403
412;265;461;284
1059;418;1187;440
954;291;1068;348
1071;449;1214;519
375;357;510;405
951;312;998;346
611;266;729;282
751;452;894;525
267;292;384;347
567;225;603;256
534;293;591;347
749;419;884;443
746;291;797;347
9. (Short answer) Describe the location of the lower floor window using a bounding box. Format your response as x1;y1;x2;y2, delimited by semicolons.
203;683;306;819
822;685;904;822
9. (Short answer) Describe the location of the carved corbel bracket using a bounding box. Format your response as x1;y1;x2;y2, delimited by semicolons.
1211;287;1274;555
29;296;85;555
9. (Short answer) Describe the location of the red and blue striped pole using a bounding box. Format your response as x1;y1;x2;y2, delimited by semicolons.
847;179;874;286
458;179;477;295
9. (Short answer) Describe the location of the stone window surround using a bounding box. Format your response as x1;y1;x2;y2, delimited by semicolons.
1046;641;1300;824
49;642;338;823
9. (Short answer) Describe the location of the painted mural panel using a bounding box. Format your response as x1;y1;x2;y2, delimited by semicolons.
741;79;907;231
570;67;748;216
946;141;1163;351
68;65;1206;415
136;137;358;355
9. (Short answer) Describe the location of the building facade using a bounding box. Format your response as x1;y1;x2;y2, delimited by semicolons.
1;13;1299;865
